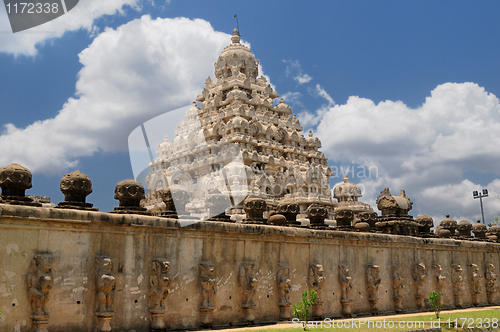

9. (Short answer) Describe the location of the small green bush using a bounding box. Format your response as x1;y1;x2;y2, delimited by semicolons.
428;291;442;319
292;289;317;330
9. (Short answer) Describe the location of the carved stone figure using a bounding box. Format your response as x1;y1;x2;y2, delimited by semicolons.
56;170;97;210
276;199;300;226
393;266;403;313
451;264;464;308
149;258;171;329
485;263;497;305
199;260;216;326
277;263;292;320
339;264;353;317
436;214;457;238
457;220;472;238
366;264;381;314
111;179;148;215
433;264;446;308
95;255;115;332
472;220;488;239
239;261;258;322
375;188;420;235
205;189;231;222
469;263;481;306
306;204;329;229
334;206;354;230
308;263;325;318
0;163;41;206
412;263;427;309
27;253;53;332
243;196;267;224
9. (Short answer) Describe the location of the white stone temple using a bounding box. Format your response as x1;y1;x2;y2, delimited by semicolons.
145;29;335;220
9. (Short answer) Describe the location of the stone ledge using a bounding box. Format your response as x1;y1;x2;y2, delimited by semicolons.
1;203;499;249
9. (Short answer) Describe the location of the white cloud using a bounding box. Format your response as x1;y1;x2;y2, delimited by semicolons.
0;16;232;173
0;0;142;56
316;82;500;222
281;92;302;106
283;59;313;85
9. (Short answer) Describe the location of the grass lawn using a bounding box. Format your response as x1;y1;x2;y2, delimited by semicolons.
238;309;500;332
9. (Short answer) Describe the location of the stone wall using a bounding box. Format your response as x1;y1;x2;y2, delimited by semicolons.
1;203;499;332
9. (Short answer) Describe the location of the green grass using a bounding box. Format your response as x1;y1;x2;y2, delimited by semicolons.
239;309;500;332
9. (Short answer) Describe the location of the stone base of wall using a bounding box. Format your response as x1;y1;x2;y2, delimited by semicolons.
0;203;499;331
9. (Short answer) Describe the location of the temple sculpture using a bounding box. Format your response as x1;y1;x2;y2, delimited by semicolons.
144;29;334;221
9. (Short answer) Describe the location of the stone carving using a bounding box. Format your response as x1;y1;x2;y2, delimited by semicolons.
56;170;97;211
334;206;354;230
111;179;148;215
433;264;446;308
145;28;334;220
487;225;500;242
276;199;300;227
469;263;481;306
393;265;403;313
415;214;434;236
239;261;258;322
451;264;464;308
376;188;421;236
27;253;54;332
0;163;41;206
277;262;292;320
95;255;115;332
149;258;171;330
199;261;216;326
457;220;472;238
339;264;353;317
485;263;497;305
205;189;231;222
472;220;488;239
353;211;378;232
412;263;427;309
268;213;287;226
308;263;325;318
158;184;190;218
366;264;381;314
243;196;267;224
436;214;457;238
306;204;329;229
334;175;374;227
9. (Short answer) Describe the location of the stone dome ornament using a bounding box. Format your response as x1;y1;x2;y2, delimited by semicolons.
472;220;487;239
415;214;434;236
457;220;472;238
0;163;41;206
112;179;148;215
57;170;97;211
334;175;362;203
436;214;457;238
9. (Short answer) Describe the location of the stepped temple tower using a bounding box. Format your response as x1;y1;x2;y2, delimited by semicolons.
145;29;335;220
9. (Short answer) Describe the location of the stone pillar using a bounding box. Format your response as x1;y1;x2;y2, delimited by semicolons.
485;263;497;305
338;264;353;317
412;263;427;309
366;265;381;315
27;253;53;332
149;259;171;330
239;261;258;323
393;266;403;313
95;256;115;332
277;263;291;320
308;263;325;319
199;261;215;326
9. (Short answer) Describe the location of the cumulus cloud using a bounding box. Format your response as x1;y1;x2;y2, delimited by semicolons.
283;59;313;85
316;82;500;222
0;0;142;56
0;16;232;173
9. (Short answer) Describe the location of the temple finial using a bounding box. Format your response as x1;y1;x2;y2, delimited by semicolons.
231;28;240;44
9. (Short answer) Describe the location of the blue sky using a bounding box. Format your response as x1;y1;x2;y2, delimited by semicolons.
1;0;500;224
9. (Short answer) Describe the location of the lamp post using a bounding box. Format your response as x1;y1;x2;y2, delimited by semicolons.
473;189;489;224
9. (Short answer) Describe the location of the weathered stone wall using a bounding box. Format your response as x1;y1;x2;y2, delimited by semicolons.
1;203;499;331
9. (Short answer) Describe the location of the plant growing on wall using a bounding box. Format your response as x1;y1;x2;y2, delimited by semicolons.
292;289;316;330
428;291;442;318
